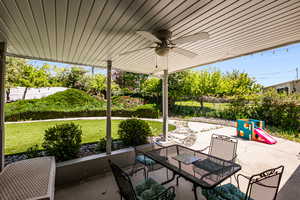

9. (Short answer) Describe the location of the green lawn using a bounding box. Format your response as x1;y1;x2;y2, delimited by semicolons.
5;119;176;155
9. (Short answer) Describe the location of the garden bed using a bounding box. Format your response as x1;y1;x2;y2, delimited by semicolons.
4;140;126;166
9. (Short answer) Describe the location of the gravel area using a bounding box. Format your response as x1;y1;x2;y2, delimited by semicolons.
171;116;235;127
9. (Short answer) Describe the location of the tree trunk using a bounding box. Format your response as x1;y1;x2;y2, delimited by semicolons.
5;88;10;102
200;96;204;109
22;87;28;100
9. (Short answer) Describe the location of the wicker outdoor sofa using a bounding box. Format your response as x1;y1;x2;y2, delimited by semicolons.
0;157;56;200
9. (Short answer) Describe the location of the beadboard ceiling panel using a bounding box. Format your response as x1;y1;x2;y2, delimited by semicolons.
0;0;299;74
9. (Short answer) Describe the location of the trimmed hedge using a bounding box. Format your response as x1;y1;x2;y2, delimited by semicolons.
5;104;160;121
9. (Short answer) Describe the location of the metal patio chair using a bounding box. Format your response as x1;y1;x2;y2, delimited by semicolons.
132;143;168;179
193;134;238;182
202;165;284;200
109;159;175;200
198;134;238;162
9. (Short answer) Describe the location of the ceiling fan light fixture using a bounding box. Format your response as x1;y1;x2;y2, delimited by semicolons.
155;47;169;56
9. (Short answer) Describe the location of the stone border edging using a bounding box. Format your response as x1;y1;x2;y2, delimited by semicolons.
170;117;235;127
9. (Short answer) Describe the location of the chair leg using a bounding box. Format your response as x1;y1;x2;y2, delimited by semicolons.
146;168;149;179
176;176;180;186
166;168;169;180
193;184;199;200
131;162;137;176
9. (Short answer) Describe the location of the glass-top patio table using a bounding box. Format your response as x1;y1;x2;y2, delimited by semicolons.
139;144;241;200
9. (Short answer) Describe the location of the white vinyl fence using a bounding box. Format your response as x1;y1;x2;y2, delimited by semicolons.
6;87;68;102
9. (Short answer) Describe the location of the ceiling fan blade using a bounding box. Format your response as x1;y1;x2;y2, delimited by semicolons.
171;47;198;58
119;47;154;56
171;32;209;45
136;31;161;43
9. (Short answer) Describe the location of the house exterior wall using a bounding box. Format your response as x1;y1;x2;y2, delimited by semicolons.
265;80;300;94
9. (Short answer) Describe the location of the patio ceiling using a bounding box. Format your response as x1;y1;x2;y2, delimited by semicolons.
0;0;300;74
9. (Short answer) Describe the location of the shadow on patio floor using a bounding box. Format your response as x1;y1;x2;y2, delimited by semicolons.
277;164;300;200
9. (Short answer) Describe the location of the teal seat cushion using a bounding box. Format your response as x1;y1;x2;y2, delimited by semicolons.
136;155;156;166
135;178;174;200
202;183;248;200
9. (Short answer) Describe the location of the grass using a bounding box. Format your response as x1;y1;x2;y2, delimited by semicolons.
267;126;300;143
5;119;176;155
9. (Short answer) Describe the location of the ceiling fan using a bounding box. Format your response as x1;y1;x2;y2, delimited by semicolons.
119;29;209;58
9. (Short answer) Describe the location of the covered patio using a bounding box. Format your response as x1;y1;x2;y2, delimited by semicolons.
0;0;300;199
53;121;300;200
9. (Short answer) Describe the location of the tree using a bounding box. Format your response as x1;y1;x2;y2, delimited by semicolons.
5;57;51;100
5;57;23;101
141;71;191;108
58;66;88;90
87;74;106;96
83;74;120;98
141;77;161;104
17;64;51;99
41;63;63;86
168;71;191;107
184;70;222;108
114;70;148;93
218;70;262;97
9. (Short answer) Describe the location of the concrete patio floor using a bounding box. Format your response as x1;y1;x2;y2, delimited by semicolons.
55;121;300;200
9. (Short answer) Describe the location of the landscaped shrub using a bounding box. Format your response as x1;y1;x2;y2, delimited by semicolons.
42;123;82;161
133;104;160;118
118;118;152;146
25;144;41;159
5;104;160;121
95;138;107;153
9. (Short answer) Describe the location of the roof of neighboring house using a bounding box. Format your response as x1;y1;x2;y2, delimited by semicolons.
265;79;300;88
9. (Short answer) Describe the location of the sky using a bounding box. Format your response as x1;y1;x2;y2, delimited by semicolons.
197;43;300;86
30;43;300;87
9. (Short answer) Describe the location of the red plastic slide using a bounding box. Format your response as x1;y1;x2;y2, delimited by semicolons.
253;128;277;144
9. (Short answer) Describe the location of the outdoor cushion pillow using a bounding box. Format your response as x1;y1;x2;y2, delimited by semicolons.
135;178;174;200
136;155;156;166
202;183;248;200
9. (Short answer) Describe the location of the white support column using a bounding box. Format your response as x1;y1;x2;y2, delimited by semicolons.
0;42;6;171
106;60;112;154
162;69;168;141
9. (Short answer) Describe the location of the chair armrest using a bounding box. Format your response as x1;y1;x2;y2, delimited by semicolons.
129;167;146;179
154;141;164;148
150;186;176;200
230;154;238;162
236;174;250;189
197;146;210;153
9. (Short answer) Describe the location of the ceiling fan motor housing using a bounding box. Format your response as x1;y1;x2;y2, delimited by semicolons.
155;29;172;41
155;47;170;56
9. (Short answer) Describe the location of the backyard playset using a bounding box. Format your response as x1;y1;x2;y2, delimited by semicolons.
236;119;277;144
